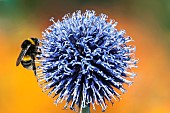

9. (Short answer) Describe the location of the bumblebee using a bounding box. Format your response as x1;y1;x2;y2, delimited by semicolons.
16;38;41;75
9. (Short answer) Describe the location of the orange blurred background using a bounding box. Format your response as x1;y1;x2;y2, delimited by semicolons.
0;0;170;113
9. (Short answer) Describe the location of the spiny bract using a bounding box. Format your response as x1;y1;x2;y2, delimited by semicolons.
36;10;138;112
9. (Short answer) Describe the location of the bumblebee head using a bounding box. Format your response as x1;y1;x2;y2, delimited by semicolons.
21;38;39;49
31;38;39;46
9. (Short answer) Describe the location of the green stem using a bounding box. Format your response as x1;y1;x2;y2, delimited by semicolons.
82;104;90;113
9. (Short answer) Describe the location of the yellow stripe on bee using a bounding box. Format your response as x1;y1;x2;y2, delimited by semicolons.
23;55;31;61
27;38;35;45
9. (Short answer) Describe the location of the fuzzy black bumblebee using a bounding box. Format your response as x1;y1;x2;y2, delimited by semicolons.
16;38;41;75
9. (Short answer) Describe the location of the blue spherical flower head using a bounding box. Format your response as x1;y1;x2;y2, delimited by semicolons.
37;10;138;112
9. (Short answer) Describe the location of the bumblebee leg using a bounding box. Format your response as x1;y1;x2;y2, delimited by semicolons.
33;68;36;75
32;59;39;83
32;51;42;60
32;56;37;76
36;51;42;60
33;63;37;76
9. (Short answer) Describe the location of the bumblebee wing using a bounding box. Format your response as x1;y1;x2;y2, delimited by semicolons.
16;44;31;66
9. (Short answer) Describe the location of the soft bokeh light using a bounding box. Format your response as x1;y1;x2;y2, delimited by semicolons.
0;0;170;113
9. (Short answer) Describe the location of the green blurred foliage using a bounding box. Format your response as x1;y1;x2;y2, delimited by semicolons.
0;0;169;28
0;0;170;46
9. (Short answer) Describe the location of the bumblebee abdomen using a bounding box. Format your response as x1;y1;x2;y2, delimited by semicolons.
22;55;32;61
21;56;33;70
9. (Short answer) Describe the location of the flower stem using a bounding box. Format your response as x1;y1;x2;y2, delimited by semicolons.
82;104;90;113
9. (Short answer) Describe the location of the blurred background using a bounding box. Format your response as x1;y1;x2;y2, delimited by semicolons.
0;0;170;113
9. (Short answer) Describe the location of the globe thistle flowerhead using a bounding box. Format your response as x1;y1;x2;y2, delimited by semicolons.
37;10;138;112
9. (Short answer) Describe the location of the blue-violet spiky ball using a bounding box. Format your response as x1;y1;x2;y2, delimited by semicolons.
37;10;138;112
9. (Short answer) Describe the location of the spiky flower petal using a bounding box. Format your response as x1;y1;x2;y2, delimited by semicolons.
37;10;138;112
